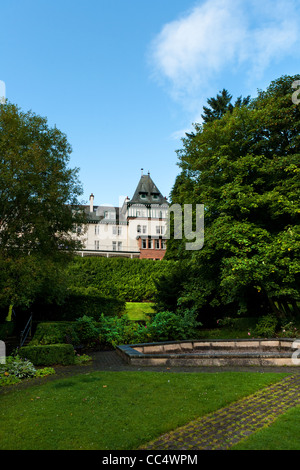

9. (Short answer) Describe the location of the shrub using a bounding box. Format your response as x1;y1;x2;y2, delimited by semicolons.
30;317;100;348
72;315;100;346
0;355;37;379
98;309;201;347
34;367;55;377
278;320;300;338
98;314;149;348
19;344;75;365
74;354;92;365
147;310;201;342
30;322;73;345
0;355;56;386
254;315;278;338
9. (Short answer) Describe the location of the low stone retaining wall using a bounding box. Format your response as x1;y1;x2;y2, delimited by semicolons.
116;339;299;367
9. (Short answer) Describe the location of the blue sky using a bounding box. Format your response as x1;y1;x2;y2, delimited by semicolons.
1;0;299;206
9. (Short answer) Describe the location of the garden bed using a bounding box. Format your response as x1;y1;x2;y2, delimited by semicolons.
116;338;300;367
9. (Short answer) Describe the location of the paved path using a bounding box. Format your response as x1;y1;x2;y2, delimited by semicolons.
78;351;300;450
2;350;300;450
140;374;300;450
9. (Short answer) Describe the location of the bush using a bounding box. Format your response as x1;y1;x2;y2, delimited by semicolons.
34;367;55;377
98;309;201;347
147;310;201;342
0;355;37;379
31;317;101;348
19;344;75;365
72;315;100;346
30;322;73;345
0;355;55;386
278;320;300;338
254;315;278;338
98;314;149;348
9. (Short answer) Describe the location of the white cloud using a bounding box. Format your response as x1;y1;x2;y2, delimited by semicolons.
149;0;300;109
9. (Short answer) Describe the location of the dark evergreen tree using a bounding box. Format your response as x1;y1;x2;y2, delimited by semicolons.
201;88;251;124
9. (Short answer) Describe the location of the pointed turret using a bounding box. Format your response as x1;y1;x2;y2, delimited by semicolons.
129;171;167;206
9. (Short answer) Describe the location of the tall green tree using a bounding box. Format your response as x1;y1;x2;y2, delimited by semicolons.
200;88;251;124
164;75;300;321
0;102;86;309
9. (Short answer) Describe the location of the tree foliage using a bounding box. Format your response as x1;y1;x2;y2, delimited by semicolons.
200;88;251;124
0;102;85;257
164;75;300;320
0;102;86;309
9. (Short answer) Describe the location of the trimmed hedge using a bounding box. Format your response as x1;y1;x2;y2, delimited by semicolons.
29;290;126;322
19;344;75;366
59;291;125;320
29;322;74;345
66;257;179;302
30;318;100;348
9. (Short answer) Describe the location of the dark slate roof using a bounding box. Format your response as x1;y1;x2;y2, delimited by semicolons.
84;205;127;224
128;173;168;206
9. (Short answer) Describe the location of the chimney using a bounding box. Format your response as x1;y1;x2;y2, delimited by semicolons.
89;193;94;213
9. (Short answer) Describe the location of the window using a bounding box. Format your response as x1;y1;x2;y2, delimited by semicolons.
148;239;153;249
137;225;141;233
94;240;100;250
142;239;147;249
113;241;122;251
156;226;165;235
142;225;147;234
155;239;160;249
162;241;166;249
113;226;122;235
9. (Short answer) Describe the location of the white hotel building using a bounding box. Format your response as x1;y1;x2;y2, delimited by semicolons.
75;171;169;260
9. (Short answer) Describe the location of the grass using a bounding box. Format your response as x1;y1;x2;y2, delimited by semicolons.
125;302;155;321
0;370;287;450
232;405;300;450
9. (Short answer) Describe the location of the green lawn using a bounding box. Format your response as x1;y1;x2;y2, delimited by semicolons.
232;405;300;450
125;302;155;321
0;371;287;450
